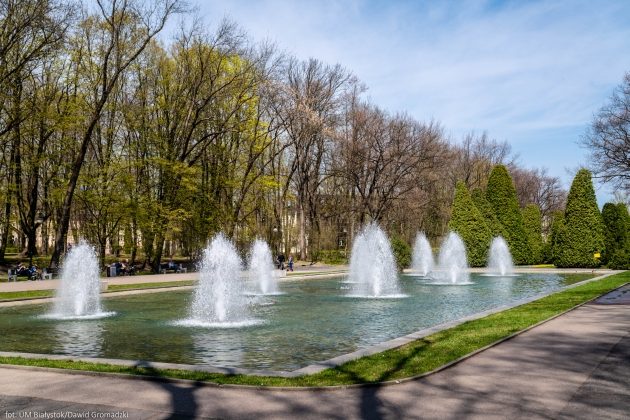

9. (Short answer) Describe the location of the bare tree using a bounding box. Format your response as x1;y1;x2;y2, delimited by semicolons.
271;57;351;259
339;101;446;225
452;131;517;190
582;72;630;190
511;166;567;230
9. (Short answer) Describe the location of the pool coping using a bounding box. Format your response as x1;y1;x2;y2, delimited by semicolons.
0;270;621;378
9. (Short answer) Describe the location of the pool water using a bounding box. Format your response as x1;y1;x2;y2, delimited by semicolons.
0;273;592;371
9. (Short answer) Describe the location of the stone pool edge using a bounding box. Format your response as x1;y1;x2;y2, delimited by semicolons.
0;270;621;380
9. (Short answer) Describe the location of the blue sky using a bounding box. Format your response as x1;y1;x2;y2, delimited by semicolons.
180;0;630;203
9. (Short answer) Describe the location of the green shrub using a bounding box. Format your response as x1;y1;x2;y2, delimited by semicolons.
553;169;605;268
522;204;544;265
390;236;412;270
448;181;492;266
471;188;507;238
485;165;531;264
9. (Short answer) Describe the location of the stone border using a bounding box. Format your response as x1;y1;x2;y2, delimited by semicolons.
0;270;619;379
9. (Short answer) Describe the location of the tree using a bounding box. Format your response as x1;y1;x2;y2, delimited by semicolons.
582;72;630;190
549;210;567;264
49;0;183;268
485;165;531;265
511;166;567;231
390;235;411;270
554;169;605;268
601;202;630;265
271;58;351;259
451;131;516;190
448;181;492;267
0;0;72;259
522;204;543;265
471;188;506;238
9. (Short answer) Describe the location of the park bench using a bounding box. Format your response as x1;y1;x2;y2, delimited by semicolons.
160;263;187;274
7;268;41;281
42;267;59;280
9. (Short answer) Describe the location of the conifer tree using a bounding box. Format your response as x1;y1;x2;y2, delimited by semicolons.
471;188;507;239
602;202;630;267
485;165;531;264
522;204;543;265
449;181;492;266
554;169;604;267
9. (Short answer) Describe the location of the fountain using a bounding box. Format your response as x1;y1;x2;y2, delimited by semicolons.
487;236;515;276
183;233;259;327
248;239;280;295
411;232;434;276
48;240;113;319
347;223;404;298
432;232;471;284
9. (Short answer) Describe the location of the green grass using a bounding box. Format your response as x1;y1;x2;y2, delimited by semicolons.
0;280;196;301
0;290;54;301
286;270;347;277
0;271;627;386
106;280;196;292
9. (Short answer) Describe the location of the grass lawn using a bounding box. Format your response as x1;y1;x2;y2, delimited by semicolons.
0;271;627;387
0;280;196;301
0;290;55;301
106;280;196;292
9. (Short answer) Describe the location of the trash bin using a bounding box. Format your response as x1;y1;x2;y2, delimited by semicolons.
108;264;117;277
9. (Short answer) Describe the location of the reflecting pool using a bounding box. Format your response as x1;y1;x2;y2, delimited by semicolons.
0;273;592;371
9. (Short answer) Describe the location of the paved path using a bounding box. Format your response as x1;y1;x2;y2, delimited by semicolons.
0;285;628;419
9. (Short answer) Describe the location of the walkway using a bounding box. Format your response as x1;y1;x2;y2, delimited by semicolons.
0;286;628;419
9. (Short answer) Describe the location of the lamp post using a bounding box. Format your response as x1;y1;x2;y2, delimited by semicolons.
272;227;279;255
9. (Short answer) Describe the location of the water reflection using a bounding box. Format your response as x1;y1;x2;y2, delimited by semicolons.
54;320;103;356
193;330;244;367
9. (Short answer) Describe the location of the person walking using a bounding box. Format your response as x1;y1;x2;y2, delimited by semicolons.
277;253;286;270
287;255;294;272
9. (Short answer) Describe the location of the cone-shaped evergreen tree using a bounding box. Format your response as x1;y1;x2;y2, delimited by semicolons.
522;204;543;265
602;202;630;267
550;210;568;264
554;169;605;268
471;188;507;238
485;165;531;264
448;181;493;266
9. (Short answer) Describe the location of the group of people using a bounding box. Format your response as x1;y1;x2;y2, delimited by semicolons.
15;263;40;280
111;259;135;276
276;253;294;271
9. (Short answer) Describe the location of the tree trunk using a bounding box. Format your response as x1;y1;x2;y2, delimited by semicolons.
0;197;11;261
152;232;166;273
298;201;306;260
50;102;105;267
